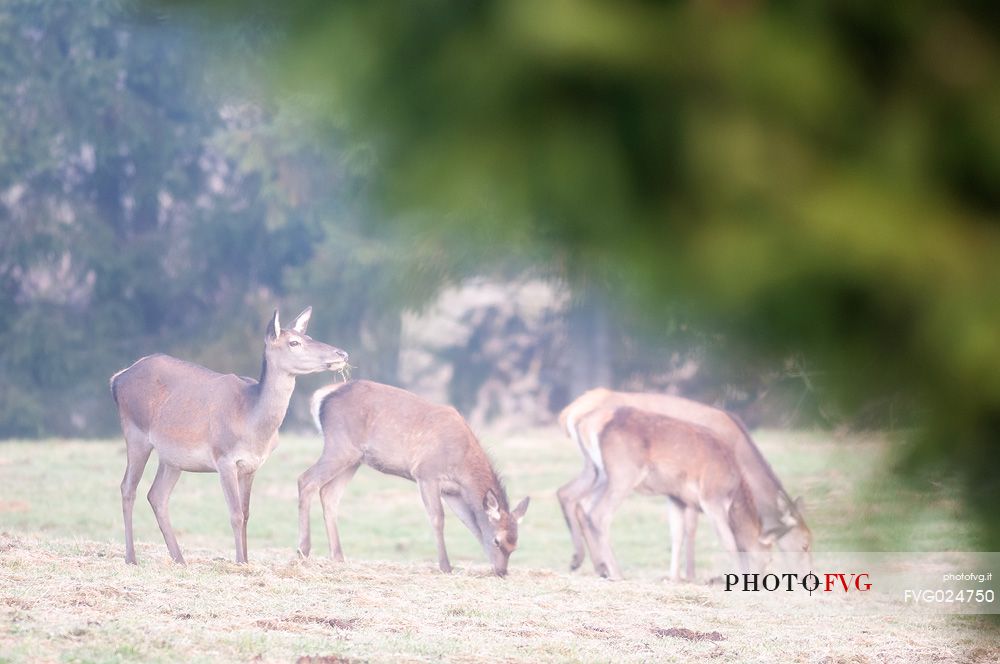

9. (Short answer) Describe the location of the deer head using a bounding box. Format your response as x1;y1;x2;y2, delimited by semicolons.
265;307;349;376
481;491;530;577
773;495;813;571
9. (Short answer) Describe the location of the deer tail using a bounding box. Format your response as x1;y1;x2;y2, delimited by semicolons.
310;383;351;434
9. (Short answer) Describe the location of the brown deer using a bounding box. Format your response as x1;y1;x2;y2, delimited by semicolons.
301;380;530;576
577;406;773;580
109;307;348;565
558;388;810;579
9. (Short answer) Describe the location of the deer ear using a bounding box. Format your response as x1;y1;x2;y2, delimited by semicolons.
777;494;799;527
267;309;281;341
512;496;530;524
483;490;501;521
291;306;312;333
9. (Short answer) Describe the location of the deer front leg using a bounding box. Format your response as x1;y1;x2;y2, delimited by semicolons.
238;471;255;562
319;464;360;562
666;498;684;581
683;503;699;581
418;480;451;573
148;461;185;564
218;463;246;563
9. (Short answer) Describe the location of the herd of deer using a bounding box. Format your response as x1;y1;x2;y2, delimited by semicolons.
110;307;811;579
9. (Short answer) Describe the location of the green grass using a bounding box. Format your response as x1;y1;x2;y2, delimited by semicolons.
0;428;996;662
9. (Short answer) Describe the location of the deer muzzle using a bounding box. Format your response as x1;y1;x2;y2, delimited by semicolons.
327;349;349;371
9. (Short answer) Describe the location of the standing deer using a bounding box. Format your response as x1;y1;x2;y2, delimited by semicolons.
558;388;810;579
109;307;348;565
301;380;530;576
578;406;773;580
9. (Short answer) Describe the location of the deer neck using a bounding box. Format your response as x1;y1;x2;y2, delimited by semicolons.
461;454;507;518
250;355;296;441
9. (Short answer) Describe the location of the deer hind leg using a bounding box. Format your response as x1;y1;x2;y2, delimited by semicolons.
557;461;598;571
297;449;359;558
576;474;606;576
700;498;745;574
318;463;360;561
147;461;185;564
417;480;451;574
120;430;152;565
580;478;634;581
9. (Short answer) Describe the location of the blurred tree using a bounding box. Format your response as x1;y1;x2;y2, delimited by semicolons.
160;0;1000;544
0;0;411;435
0;0;221;435
0;0;482;436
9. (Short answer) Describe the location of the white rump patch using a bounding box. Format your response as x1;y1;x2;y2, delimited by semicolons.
584;427;605;473
310;383;347;433
566;413;581;447
109;354;156;393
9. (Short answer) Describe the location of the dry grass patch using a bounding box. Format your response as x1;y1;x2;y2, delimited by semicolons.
3;533;998;663
1;432;998;661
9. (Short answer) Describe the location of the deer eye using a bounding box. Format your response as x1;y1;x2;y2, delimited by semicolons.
289;340;300;347
493;537;501;549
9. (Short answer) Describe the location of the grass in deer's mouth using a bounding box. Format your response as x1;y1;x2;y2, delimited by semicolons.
0;430;996;662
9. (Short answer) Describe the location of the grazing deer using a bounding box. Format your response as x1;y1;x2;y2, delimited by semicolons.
578;406;773;580
109;307;348;565
301;380;530;576
558;388;810;579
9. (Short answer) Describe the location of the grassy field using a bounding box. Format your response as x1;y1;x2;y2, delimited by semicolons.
1;428;997;662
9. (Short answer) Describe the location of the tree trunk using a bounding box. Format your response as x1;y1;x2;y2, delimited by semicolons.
567;292;612;399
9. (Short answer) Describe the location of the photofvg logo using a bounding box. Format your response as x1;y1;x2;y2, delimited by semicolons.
716;554;999;614
724;572;872;595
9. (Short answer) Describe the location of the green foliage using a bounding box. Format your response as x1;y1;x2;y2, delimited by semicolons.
0;0;419;436
156;1;1000;543
11;0;500;439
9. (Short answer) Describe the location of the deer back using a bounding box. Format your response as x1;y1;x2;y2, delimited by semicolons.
571;389;799;532
111;354;263;468
315;380;501;492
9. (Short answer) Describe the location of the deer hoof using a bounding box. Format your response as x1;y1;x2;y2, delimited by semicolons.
569;554;584;571
297;547;310;559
